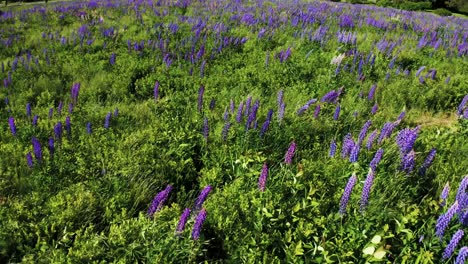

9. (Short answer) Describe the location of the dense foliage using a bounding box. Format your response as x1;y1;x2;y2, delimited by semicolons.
1;0;468;262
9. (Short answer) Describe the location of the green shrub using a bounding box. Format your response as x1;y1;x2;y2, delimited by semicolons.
399;1;432;11
433;8;453;16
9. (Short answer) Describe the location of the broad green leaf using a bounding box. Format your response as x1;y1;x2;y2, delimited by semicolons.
371;235;381;244
363;246;375;255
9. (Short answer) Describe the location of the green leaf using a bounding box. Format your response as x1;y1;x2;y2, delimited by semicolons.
371;235;381;244
373;247;386;259
295;241;304;256
363;246;375;255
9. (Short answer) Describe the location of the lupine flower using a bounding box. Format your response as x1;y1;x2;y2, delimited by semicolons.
203;117;209;140
258;163;268;192
333;105;341;120
278;102;285;121
457;95;468;116
246;100;260;130
396;127;420;156
313;105;321;119
368;84;377;101
371;103;378;114
443;230;464;260
339;174;357;215
260;110;273;137
68;103;74;114
175;208;191;235
378;122;396;144
341;133;355;158
26;103;32;117
401;150;416;174
148;185;173;217
109;53;116;65
104;112;111;128
455;247;468;264
57;101;63;116
197;85;205;112
223;109;229;121
191;208;207;240
65;116;71;137
358;120;372;145
48;137;54;156
114;108;119;117
209;99;216;110
277;90;284;107
284;141;296;165
154;81;159;101
71;83;80;103
8;117;17;136
321;90;340;103
230;99;235;113
416;66;426;77
26;152;33;168
32;115;39;126
245;96;252;117
419;148;436;176
349;145;360;163
194;185;212;210
297;99;317;115
54;122;63;140
397;111;406;122
360;170;375;212
86;122;92;134
329;139;337;157
440;182;450;206
221;122;231;141
48;108;53;119
236;101;244;123
435;201;459;238
31;137;42;162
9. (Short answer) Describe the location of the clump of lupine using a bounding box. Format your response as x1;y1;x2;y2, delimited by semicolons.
148;185;173;218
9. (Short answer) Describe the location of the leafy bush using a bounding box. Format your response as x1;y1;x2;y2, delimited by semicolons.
433;8;453;16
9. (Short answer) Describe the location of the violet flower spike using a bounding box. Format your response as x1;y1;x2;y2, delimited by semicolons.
8;117;17;136
175;208;191;235
48;137;55;156
455;246;468;264
197;85;205;112
194;185;212;210
443;229;464;260
435;201;459;238
360;170;375;212
284;141;296;165
147;185;173;217
329;139;337;157
440;182;450;206
31;137;43;162
203;117;209;141
154;81;159;101
191;208;207;240
339;174;357;215
419;148;436;176
258;163;268;192
370;148;384;171
26;152;33;168
333;105;341;120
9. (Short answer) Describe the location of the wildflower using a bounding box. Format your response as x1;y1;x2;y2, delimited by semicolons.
71;82;80;103
236;101;244;123
358;120;372;145
32;115;39;126
65;116;71;136
194;185;212;210
197;85;204;112
258;163;268;192
435;201;459;238
368;84;377;101
329;139;337;157
401;150;416;174
8;117;17;136
109;53;116;65
321;90;340;103
396;127;420;156
378;122;396;144
284;141;296;165
277;90;284;107
148;185;173;217
209;99;216;110
370;148;384;171
154;81;159;101
31;137;42;162
341;133;355;158
175;208;191;235
54;122;63;140
26;103;31;117
440;182;450;206
419;148;436;176
313;105;321;119
221;122;231;141
104;112;111;128
57;101;63;116
203;117;209;140
297;99;317;115
339;174;357;215
360;170;375;212
260;110;273;137
26;152;33;168
278;102;285;121
191;208;207;240
371;103;378;114
48;108;53;119
48;137;54;156
349;145;360;163
455;246;468;264
457;95;468;116
443;230;464;260
333;105;341;120
230;99;235;113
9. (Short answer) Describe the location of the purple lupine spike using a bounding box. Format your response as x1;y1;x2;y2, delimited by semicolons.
378;122;396;144
221;122;231;141
333;105;341;120
68;103;74;114
230;99;235;113
260;109;273;138
175;208;191;235
109;53;116;65
32;115;39;126
48;137;54;156
416;66;426;77
48;108;54;119
339;174;357;215
321;90;340;103
223;109;229;121
104;112;111;129
456;176;468;204
86;122;92;134
209;99;216;110
54;122;63;140
277;90;284;107
31;137;42;162
371;103;378;115
397;111;406;122
419;148;436;176
457;95;468;116
194;185;212;210
370;148;384;171
245;96;252;117
396;127;420;156
65;116;71;137
329;139;337;157
8;117;17;136
26;103;32;118
114;108;119;117
203;117;209;140
284;141;296;165
368;84;377;101
349;145;360;163
360;170;375;212
71;83;80;103
57;101;63;116
197;85;205;112
246;99;259;130
358;120;372;145
341;133;355;158
455;247;468;264
236;101;244;123
278;102;285;122
26;152;33;168
154;81;159;101
400;150;416;174
148;185;173;217
191;208;207;240
443;230;464;260
258;163;268;192
435;201;459;238
313;104;321;119
297;99;317;115
440;182;450;206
